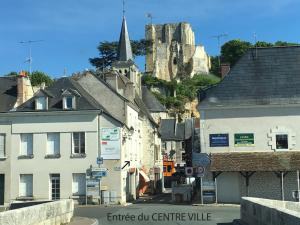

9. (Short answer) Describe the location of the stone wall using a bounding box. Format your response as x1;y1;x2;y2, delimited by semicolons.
0;200;74;225
145;22;210;81
240;197;300;225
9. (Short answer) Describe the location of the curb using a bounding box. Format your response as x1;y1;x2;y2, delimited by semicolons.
192;203;241;207
69;217;99;225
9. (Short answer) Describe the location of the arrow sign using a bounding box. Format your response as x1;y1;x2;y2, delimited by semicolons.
122;161;130;169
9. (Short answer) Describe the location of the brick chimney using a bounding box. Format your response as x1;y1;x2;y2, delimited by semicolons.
221;63;230;78
15;71;34;107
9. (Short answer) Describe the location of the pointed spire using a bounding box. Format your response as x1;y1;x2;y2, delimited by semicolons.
117;17;133;61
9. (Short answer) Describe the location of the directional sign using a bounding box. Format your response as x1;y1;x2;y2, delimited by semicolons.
91;167;107;172
92;170;107;178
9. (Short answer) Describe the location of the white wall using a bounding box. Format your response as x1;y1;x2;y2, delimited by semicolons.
0;122;12;205
200;106;300;153
9;113;99;202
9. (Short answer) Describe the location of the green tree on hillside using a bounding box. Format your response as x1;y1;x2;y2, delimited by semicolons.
90;39;152;70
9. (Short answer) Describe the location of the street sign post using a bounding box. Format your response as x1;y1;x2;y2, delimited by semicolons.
97;157;103;165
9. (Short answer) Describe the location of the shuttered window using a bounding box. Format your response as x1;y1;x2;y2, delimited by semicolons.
19;174;33;197
47;133;60;155
72;173;86;196
0;134;5;158
20;134;33;156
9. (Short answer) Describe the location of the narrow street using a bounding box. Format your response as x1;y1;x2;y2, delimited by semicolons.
74;193;240;225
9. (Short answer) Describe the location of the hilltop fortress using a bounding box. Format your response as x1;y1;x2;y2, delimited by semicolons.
145;22;211;81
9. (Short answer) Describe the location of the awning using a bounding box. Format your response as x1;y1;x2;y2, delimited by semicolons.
210;152;300;172
139;170;150;182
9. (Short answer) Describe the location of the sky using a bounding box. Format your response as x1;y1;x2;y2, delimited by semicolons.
1;0;300;77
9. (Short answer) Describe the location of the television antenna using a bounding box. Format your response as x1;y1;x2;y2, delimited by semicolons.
19;40;44;75
211;33;228;67
145;13;153;24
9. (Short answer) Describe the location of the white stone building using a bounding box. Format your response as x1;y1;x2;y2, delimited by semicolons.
198;46;300;203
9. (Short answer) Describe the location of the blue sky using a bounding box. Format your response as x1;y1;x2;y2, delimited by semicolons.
1;0;299;77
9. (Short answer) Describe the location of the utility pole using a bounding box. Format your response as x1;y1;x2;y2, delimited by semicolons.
20;40;44;75
211;33;228;67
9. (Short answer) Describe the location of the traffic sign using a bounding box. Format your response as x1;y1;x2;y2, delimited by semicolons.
196;166;205;177
97;157;103;165
92;170;107;178
185;167;193;177
193;153;211;167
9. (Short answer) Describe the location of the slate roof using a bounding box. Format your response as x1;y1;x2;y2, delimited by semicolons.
0;77;17;112
117;17;133;61
210;152;300;172
200;46;300;108
160;118;193;141
16;77;103;112
134;94;158;127
142;86;167;112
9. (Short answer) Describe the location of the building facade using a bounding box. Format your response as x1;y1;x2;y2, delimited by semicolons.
198;46;300;203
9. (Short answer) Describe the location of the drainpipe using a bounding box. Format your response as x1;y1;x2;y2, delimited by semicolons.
297;170;300;203
281;172;284;201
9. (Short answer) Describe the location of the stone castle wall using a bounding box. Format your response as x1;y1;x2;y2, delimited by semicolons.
145;22;210;81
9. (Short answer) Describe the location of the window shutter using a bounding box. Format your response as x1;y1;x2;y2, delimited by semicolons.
0;134;5;158
47;133;60;155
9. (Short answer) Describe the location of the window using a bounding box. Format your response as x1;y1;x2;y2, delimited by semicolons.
35;97;47;110
276;134;288;150
20;134;33;156
167;165;172;172
63;96;75;110
0;134;5;158
72;173;86;196
50;174;60;200
182;152;186;161
72;132;85;154
19;174;33;197
47;133;60;155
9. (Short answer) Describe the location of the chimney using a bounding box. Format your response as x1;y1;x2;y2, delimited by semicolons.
221;63;230;78
124;82;135;102
15;71;34;107
104;72;118;91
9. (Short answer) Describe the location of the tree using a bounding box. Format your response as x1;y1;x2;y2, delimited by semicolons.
29;71;53;86
89;39;152;70
221;39;252;66
209;56;221;77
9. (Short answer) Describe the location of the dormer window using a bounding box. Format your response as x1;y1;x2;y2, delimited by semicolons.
63;96;75;110
35;97;47;110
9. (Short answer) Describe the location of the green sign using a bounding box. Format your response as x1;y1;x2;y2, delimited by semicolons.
234;133;254;147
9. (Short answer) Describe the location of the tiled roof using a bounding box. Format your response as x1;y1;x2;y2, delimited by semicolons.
0;77;17;112
200;46;300;108
210;152;300;172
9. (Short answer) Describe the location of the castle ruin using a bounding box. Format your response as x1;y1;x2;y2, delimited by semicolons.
145;22;211;81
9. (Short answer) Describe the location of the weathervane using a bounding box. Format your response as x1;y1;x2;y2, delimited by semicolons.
122;0;125;17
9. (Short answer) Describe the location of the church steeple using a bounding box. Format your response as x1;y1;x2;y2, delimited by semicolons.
117;17;133;61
